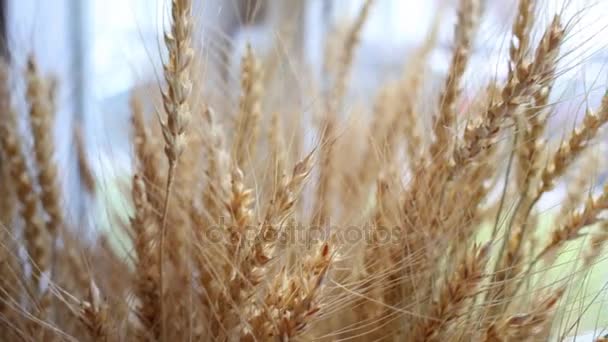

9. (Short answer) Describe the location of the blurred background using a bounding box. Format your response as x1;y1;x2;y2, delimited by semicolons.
3;0;608;239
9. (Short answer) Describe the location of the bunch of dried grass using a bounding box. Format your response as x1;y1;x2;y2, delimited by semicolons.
1;0;607;341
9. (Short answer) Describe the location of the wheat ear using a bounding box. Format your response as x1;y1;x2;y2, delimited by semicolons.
131;94;163;215
0;64;49;316
158;0;193;337
536;182;608;262
247;242;332;340
131;174;161;340
233;43;263;169
484;288;564;341
315;0;374;225
412;243;490;341
201;106;229;225
431;0;480;158
536;92;608;197
0;68;20;330
76;279;108;341
456;16;563;169
25;57;64;238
